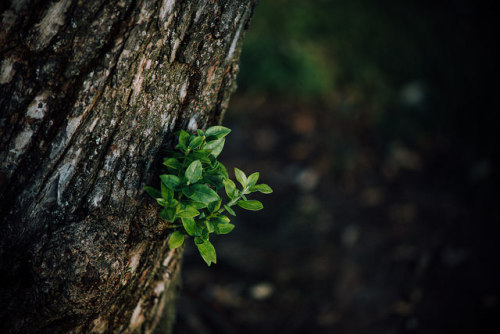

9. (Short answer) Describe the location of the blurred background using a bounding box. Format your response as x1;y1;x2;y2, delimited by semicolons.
175;0;499;333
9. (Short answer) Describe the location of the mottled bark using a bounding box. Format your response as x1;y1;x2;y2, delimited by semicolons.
0;0;256;332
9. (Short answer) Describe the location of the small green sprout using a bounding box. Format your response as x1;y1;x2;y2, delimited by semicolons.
145;126;273;266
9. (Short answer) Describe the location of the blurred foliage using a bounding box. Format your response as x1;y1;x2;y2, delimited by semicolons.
241;0;426;95
177;2;499;333
238;0;499;154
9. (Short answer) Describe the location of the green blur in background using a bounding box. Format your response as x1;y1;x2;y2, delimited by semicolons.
238;0;498;149
175;1;499;333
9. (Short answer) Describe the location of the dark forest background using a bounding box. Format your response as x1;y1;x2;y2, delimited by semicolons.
175;1;499;333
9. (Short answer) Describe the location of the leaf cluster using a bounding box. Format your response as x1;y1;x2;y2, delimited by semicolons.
145;126;272;266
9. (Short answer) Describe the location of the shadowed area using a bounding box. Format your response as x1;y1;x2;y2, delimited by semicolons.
175;0;499;333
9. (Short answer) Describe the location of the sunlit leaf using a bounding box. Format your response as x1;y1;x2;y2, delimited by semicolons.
205;126;231;139
212;215;230;224
178;130;190;148
156;198;167;207
224;204;236;216
185;160;202;184
163;158;182;170
247;172;259;188
189;136;204;149
161;182;174;201
237;200;263;211
234;168;247;187
223;179;237;199
205;138;225;158
160;174;182;189
196;240;217;266
177;205;200;218
189;201;208;209
183;184;220;203
208;199;222;212
206;220;216;233
215;223;235;235
169;231;185;249
181;217;198;236
249;184;273;194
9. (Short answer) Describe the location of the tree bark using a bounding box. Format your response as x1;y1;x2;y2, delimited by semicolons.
0;0;256;332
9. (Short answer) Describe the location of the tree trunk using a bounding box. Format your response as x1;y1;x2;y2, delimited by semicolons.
0;0;256;332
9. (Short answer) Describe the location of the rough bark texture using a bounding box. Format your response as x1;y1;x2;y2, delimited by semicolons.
0;0;256;332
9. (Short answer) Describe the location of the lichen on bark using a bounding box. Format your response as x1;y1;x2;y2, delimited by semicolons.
0;0;257;332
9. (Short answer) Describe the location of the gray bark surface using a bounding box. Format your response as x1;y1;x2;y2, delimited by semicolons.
0;0;256;332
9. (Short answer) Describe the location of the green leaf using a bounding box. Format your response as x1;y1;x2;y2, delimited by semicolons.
208;154;217;166
194;236;205;245
189;136;204;149
204;163;228;185
197;129;204;136
178;130;190;148
160;174;182;189
181;217;198;236
234;168;247;187
189;201;208;209
190;150;212;163
159;208;169;220
212;215;230;224
204;174;225;190
183;184;220;204
156;198;167;207
169;231;185;249
249;184;273;194
144;186;161;199
160;207;176;221
205;138;225;158
217;162;229;178
161;182;174;201
163;158;182;170
164;150;184;159
185;160;202;184
196;240;217;266
237;200;263;211
224;204;236;216
160;182;167;198
223;179;237;199
169;198;179;208
205;126;231;139
247;172;260;188
208;199;222;212
215;223;235;235
177;205;200;218
206;220;216;233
